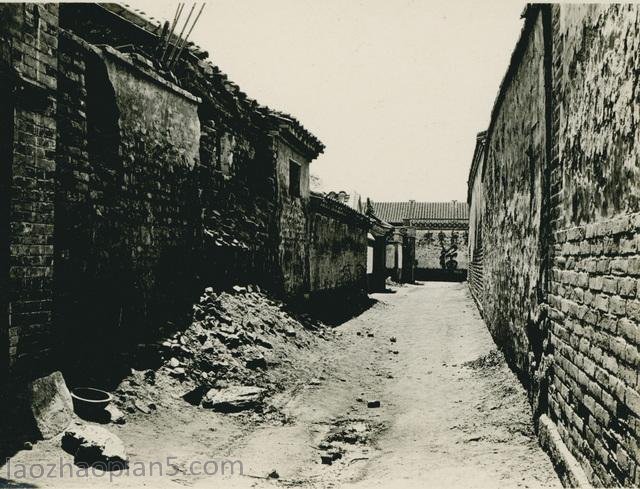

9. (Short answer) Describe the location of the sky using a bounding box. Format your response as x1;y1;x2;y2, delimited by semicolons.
132;0;525;202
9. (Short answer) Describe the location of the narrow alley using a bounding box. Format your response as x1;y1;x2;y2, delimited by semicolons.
218;282;561;488
4;282;561;488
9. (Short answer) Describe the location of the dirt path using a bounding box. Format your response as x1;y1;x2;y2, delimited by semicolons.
2;282;561;488
208;282;561;488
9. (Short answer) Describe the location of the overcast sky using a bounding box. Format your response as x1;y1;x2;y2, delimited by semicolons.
133;0;525;202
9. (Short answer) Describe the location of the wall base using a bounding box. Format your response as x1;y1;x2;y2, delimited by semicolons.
537;414;592;488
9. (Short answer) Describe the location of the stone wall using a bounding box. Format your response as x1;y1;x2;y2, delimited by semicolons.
470;5;640;486
0;4;59;381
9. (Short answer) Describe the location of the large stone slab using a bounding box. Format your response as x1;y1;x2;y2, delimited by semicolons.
62;423;128;469
202;386;265;412
27;371;74;439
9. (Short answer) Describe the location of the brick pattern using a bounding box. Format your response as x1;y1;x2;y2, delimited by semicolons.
548;218;640;486
1;4;59;379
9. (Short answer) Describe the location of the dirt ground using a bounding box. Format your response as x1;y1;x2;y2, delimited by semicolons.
2;282;561;488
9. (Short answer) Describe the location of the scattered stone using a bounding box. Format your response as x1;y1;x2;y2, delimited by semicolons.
232;285;247;293
391;350;399;355
320;452;333;465
134;400;151;414
309;378;321;386
170;367;186;377
27;371;74;440
202;386;265;412
245;352;267;370
23;441;33;450
329;449;343;461
284;326;296;337
168;357;180;368
367;332;374;338
267;469;280;479
390;336;397;343
62;423;128;469
367;400;381;408
182;385;209;406
105;405;126;425
356;331;362;336
255;336;273;349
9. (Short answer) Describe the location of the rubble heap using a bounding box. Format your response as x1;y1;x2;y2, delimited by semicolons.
113;286;329;414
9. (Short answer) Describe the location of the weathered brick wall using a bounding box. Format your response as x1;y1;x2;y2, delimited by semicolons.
468;133;486;306
0;4;59;381
548;219;640;486
479;9;548;378
308;195;368;294
53;30;282;377
471;4;640;486
545;5;640;485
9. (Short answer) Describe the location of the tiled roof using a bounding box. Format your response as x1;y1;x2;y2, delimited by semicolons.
372;201;469;224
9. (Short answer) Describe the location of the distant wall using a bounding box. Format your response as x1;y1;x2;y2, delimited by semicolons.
414;228;468;275
308;195;368;294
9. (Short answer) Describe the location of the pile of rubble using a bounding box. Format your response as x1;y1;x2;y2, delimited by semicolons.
113;285;328;414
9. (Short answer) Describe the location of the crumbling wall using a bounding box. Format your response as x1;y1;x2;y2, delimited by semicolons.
275;139;310;296
1;4;59;381
545;5;640;485
308;195;368;294
478;9;547;379
55;33;206;375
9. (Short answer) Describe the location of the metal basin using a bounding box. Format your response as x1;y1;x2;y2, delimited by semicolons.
70;387;113;420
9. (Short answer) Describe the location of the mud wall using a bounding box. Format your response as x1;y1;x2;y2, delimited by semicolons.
275;138;311;296
467;133;487;305
308;195;368;294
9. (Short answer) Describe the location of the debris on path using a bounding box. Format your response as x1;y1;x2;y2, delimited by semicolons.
61;423;128;469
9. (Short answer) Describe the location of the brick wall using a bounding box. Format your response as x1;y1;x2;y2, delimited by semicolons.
545;5;640;486
0;4;59;381
548;219;640;486
469;4;640;486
